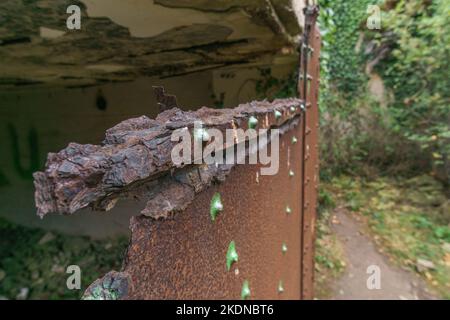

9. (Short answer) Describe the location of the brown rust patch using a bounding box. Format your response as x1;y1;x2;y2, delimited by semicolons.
89;124;303;299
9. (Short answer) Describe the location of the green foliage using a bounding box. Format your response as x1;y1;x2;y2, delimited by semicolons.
319;0;374;96
318;187;335;213
0;218;128;299
317;0;401;177
317;0;448;180
255;68;298;100
376;0;450;179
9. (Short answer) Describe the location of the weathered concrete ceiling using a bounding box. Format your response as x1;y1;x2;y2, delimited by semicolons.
0;0;304;88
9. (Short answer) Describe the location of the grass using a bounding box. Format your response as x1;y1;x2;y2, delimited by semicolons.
314;188;346;299
321;174;450;299
0;218;128;300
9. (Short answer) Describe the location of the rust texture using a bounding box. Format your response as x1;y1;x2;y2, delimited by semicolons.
33;98;304;218
85;124;303;299
298;5;320;300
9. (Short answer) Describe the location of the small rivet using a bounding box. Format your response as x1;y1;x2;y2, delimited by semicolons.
241;280;251;300
210;192;223;221
282;243;288;254
248;116;258;129
226;241;239;271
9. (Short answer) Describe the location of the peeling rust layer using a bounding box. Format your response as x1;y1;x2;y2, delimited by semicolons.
85;124;303;299
33;98;304;217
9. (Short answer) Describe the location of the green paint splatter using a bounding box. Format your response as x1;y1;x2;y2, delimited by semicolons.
274;110;282;119
241;280;251;300
210;192;223;221
226;241;238;271
248;116;258;129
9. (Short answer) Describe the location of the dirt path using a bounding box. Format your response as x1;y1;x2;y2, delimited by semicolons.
329;208;437;300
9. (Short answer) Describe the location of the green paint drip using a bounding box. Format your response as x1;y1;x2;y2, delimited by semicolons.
241;280;251;300
274;110;282;119
226;241;239;271
278;280;284;293
248;116;258;129
82;285;119;301
210;192;223;221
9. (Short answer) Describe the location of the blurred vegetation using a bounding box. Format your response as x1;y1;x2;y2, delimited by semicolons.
322;175;450;298
0;218;128;300
375;0;450;183
312;0;449;298
317;0;449;182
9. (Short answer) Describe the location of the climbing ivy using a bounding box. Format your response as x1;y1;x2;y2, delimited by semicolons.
318;0;374;99
375;0;450;181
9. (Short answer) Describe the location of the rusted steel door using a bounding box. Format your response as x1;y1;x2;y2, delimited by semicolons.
33;5;321;300
122;126;304;299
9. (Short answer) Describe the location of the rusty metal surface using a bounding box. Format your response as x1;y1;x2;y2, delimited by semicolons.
298;6;321;300
119;125;303;299
33;98;304;217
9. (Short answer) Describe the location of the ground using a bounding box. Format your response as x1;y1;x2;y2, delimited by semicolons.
330;208;436;299
315;175;450;300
